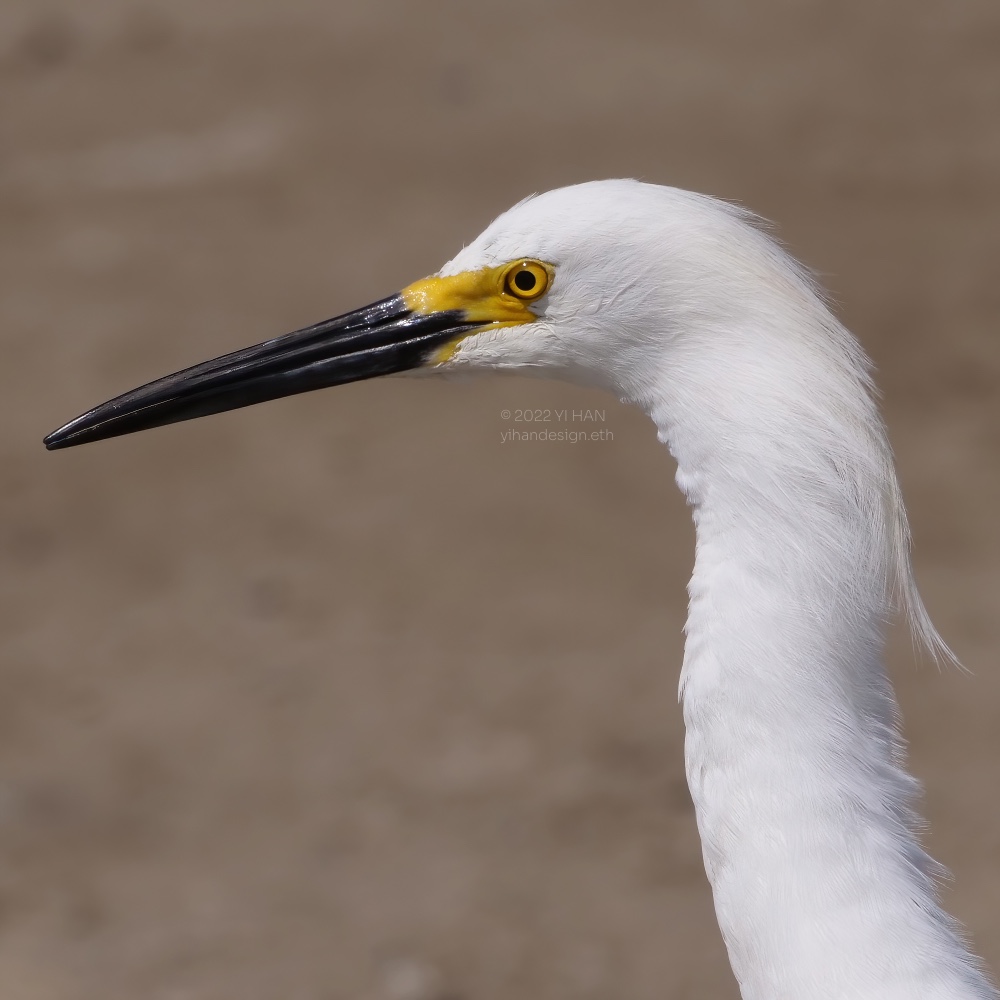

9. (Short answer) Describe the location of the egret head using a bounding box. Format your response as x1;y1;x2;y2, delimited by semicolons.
422;179;684;392
44;180;741;450
41;178;950;664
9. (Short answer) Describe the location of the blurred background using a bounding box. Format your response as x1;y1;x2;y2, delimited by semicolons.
1;1;998;997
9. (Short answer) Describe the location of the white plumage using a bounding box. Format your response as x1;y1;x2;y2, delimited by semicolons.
45;179;996;999
438;181;994;999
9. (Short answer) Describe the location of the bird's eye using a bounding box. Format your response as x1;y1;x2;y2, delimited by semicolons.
503;260;551;301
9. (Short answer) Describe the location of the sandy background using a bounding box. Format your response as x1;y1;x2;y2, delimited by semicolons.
1;2;998;998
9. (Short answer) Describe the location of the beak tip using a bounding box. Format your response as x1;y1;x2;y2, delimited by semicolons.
44;421;85;450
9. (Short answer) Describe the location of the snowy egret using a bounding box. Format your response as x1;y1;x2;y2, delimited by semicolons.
45;180;996;999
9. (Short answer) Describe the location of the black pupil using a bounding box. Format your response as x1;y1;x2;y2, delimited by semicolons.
513;269;537;292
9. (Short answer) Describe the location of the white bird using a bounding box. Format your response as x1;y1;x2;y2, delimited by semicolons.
45;180;996;1000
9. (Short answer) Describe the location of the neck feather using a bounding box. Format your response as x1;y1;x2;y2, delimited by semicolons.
644;286;993;998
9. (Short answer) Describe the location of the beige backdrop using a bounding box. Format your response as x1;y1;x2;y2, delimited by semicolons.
2;2;999;998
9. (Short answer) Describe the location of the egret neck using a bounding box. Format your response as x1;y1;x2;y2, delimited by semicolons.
646;277;991;999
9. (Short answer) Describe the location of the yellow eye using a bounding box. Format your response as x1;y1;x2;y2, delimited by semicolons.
502;260;551;300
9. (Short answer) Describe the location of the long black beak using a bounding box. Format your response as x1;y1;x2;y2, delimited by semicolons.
43;295;479;450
